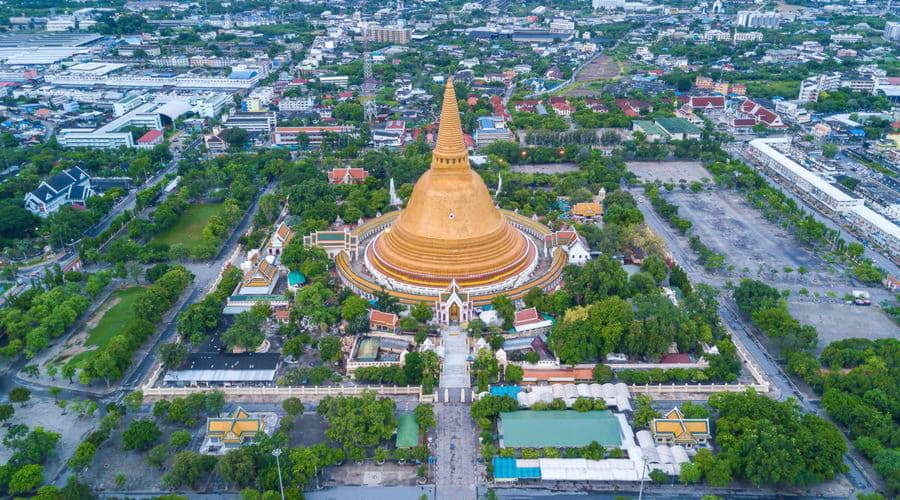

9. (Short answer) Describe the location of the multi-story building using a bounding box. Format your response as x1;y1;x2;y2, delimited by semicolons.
798;72;842;102
363;24;412;44
845;205;900;259
735;11;780;29
593;0;625;9
193;93;231;118
474;116;514;148
549;19;575;33
733;31;763;42
694;76;714;90
703;29;731;42
745;138;863;215
278;96;315;112
885;22;900;42
113;93;148;116
830;34;863;43
270;126;356;148
222;111;277;133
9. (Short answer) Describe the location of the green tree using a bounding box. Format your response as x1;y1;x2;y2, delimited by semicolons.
9;386;31;404
318;336;343;363
283;397;304;417
491;296;515;330
164;451;214;488
679;462;702;484
122;419;161;451
411;302;433;323
221;311;265;351
8;464;44;495
169;431;192;450
67;442;96;472
159;342;188;369
217;447;258;487
505;364;524;383
341;295;369;322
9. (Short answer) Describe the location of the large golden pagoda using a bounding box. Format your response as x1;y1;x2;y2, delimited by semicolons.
368;78;534;288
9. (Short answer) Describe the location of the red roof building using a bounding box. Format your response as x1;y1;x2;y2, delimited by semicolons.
513;307;553;334
688;96;725;110
136;129;164;147
660;353;692;364
513;100;540;113
369;309;399;333
328;167;369;185
740;100;785;127
585;99;608;112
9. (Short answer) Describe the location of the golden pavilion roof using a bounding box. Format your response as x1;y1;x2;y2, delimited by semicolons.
371;78;533;287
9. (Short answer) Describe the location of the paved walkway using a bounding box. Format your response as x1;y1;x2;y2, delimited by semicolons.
439;325;469;388
435;324;477;500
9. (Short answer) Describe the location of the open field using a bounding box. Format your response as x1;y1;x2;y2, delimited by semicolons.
563;56;621;97
151;203;225;250
788;302;899;353
663;190;833;276
627;161;711;184
56;286;145;367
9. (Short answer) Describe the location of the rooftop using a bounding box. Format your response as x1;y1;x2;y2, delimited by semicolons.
499;410;623;448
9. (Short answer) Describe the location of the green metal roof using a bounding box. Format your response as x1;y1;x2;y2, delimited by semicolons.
633;120;666;137
655;117;702;136
396;413;419;448
499;410;622;448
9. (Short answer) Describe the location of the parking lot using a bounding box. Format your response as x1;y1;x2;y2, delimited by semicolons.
663;189;833;279
627;161;711;184
788;302;899;353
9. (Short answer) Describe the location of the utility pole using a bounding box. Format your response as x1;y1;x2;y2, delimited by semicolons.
272;448;285;500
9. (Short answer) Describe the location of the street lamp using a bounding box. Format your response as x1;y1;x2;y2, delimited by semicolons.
272;448;285;500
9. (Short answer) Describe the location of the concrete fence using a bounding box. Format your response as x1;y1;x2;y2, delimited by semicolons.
628;382;769;394
142;384;429;401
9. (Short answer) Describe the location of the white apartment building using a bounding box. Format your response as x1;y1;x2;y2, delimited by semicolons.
733;31;763;42
746;138;862;215
113;93;148;116
798;72;842;102
192;93;230;118
885;22;900;42
703;29;731;42
279;96;315;112
593;0;625;9
736;11;780;29
830;34;863;43
549;19;576;33
844;205;900;259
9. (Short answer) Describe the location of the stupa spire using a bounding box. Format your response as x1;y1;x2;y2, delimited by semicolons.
432;77;469;171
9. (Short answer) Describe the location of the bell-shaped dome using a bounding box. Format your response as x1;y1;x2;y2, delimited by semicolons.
369;78;533;288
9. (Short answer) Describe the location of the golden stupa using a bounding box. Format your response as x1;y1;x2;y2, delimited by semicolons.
369;78;534;288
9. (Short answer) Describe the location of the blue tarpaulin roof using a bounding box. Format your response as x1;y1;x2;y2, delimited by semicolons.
492;457;541;480
490;385;521;399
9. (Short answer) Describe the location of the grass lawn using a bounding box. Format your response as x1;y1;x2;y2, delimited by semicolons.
151;203;225;251
68;286;145;367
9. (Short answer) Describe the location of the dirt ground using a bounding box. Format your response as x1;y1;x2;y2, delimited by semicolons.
287;412;329;447
0;398;97;483
564;56;621;97
323;462;420;487
82;413;204;492
627;161;711;184
663;190;833;277
52;296;121;364
787;302;899;354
